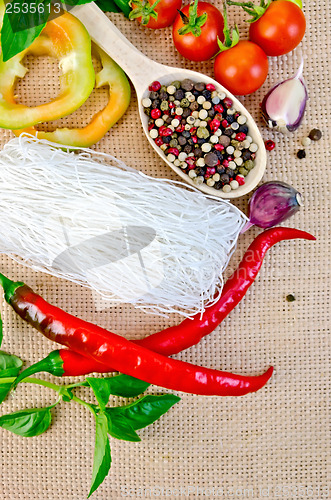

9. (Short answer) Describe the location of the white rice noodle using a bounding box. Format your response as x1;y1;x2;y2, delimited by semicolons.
0;135;247;317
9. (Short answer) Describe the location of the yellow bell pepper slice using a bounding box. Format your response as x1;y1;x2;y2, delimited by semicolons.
0;9;95;129
14;44;131;147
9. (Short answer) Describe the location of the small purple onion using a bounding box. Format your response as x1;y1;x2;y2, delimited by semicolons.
244;181;303;230
261;61;308;133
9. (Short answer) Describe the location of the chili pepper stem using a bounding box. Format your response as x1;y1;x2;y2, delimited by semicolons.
12;350;65;390
0;272;24;304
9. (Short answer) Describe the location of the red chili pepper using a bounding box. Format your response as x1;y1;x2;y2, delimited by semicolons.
0;275;273;397
46;227;314;375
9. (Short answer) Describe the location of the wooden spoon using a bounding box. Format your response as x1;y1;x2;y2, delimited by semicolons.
71;2;266;199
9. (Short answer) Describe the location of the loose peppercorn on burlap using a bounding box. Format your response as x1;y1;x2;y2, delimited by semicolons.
0;2;329;498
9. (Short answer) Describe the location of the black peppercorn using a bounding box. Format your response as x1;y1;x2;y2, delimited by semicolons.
220;173;230;184
297;149;306;159
308;128;322;141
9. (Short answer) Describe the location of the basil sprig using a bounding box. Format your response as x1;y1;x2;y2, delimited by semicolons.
0;348;180;497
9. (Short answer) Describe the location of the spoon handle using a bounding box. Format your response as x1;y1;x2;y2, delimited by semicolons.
71;2;160;94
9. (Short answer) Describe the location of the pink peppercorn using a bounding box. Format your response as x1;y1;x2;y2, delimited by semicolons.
167;147;179;156
189;127;197;135
151;108;161;119
176;124;185;133
149;81;161;92
235;132;246;142
265;140;275;151
236;175;245;186
223;97;233;108
214;144;224;151
214;104;224;113
221;119;229;128
251;153;256;160
206;83;216;91
206;167;216;176
222;160;229;168
155;137;163;146
169;102;175;109
192;136;198;144
160;127;172;137
210;119;220;132
148;123;155;131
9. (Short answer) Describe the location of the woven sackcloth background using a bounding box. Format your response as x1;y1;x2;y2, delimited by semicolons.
0;1;329;499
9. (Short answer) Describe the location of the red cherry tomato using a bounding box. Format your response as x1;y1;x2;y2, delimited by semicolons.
249;0;306;56
172;2;224;62
131;0;182;29
214;40;269;96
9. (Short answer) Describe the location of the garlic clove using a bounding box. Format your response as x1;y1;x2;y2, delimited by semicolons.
246;180;303;229
261;61;308;133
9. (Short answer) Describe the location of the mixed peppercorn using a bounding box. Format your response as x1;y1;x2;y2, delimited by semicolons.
142;79;258;192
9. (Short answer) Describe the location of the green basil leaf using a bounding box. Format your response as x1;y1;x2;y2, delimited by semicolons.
88;412;111;498
0;407;52;437
106;412;141;442
1;10;46;62
63;0;94;4
86;374;150;407
0;351;23;377
112;0;130;17
5;0;51;32
0;351;23;403
86;377;113;410
0;315;3;348
95;0;122;13
106;374;150;397
107;394;181;430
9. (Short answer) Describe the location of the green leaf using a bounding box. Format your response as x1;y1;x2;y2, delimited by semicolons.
113;0;133;17
0;351;23;403
5;0;51;32
0;351;23;377
95;0;121;12
0;315;3;348
86;374;150;406
1;10;46;62
0;407;52;437
86;377;113;410
88;412;111;498
106;412;141;442
62;0;94;5
107;394;181;430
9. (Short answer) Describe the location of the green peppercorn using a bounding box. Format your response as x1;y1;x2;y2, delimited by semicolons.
239;167;248;176
180;98;190;108
171;80;181;89
244;160;255;171
286;294;296;302
197;127;210;139
160;101;169;111
170;139;178;148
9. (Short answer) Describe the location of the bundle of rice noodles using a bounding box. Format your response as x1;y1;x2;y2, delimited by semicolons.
0;135;247;317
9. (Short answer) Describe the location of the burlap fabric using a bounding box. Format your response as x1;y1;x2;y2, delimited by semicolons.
0;2;329;499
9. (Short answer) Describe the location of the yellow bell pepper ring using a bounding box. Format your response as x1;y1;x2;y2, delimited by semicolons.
14;45;131;147
0;9;95;129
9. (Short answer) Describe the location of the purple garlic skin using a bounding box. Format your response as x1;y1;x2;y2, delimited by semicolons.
248;181;303;229
261;61;308;133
